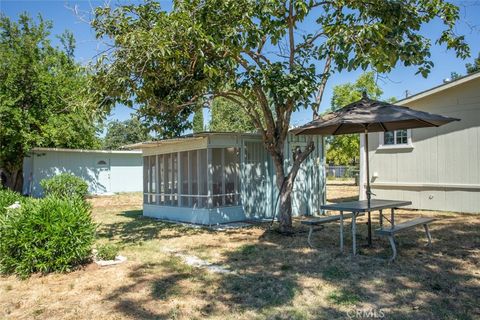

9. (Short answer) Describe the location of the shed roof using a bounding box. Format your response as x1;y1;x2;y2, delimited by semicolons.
31;147;142;154
125;131;260;149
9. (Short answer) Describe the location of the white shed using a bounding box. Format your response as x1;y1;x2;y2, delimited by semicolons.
23;148;143;197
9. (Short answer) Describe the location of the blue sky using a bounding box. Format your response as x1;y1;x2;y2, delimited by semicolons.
1;0;480;127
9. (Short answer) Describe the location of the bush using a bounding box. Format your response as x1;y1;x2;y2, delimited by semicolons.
40;173;89;199
0;196;96;278
96;243;119;261
0;189;24;216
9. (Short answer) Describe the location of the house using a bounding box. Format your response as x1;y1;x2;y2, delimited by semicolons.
23;148;143;197
131;132;325;225
360;72;480;213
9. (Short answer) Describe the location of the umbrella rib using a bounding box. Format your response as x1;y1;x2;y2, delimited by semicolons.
332;123;344;135
416;118;439;127
379;122;388;132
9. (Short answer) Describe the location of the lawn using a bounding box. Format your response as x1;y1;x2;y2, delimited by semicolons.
1;184;479;319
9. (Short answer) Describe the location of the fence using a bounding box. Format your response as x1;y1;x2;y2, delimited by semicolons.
325;165;359;179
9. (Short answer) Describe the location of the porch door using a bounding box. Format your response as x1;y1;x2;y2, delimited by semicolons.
243;141;270;218
95;157;111;194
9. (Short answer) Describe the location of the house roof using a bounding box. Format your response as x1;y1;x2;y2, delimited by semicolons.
31;147;142;154
398;71;480;105
125;131;260;149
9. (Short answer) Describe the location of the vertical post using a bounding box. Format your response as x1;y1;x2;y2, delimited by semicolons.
339;211;344;253
365;127;372;246
187;151;192;207
197;150;201;208
352;212;357;256
207;148;213;209
177;152;182;207
379;209;383;228
359;134;366;201
221;148;225;206
156;155;159;205
390;208;395;229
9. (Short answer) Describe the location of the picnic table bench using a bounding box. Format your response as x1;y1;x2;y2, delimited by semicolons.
301;212;366;248
375;217;434;262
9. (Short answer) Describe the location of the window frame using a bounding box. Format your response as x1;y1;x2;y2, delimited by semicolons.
378;129;413;150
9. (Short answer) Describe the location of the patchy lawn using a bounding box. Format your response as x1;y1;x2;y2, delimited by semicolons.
1;188;479;319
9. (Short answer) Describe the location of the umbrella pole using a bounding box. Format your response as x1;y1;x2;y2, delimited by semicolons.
365;128;372;246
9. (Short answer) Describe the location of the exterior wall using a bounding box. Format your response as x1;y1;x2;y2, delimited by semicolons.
365;77;480;213
142;133;326;224
23;150;143;197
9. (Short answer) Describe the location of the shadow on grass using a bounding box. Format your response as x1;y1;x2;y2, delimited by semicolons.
103;211;480;319
97;210;209;243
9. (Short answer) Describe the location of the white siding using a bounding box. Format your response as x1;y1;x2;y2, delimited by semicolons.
366;76;480;213
24;150;142;197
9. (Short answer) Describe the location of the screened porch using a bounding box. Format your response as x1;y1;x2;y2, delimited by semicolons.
143;147;241;209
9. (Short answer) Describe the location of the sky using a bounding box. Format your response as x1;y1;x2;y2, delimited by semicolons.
1;0;480;127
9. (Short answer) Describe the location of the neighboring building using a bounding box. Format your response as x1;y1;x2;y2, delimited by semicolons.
360;72;480;213
23;148;143;197
132;132;325;225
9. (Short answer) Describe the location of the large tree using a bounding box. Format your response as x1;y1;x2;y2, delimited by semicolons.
92;0;468;232
0;14;100;191
326;72;394;165
210;98;256;132
102;117;151;149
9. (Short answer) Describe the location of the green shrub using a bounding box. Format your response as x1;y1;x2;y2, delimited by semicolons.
40;173;89;199
96;243;119;261
0;189;24;215
0;196;96;278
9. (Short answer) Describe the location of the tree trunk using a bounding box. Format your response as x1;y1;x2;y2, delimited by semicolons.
271;140;315;233
0;162;24;193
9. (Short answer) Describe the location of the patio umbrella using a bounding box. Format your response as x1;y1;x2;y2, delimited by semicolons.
292;92;459;245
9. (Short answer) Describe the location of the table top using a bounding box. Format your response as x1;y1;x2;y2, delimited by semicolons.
320;199;412;212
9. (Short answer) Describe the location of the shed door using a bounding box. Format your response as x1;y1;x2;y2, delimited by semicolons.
95;158;111;194
243;141;270;218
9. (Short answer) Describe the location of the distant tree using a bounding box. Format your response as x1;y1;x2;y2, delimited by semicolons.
450;71;462;80
0;14;100;192
449;52;480;79
210;98;256;132
326;72;391;166
103;118;151;149
465;52;480;74
192;107;204;133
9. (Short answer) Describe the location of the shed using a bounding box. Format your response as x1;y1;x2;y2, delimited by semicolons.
23;148;143;197
360;72;480;213
132;132;325;225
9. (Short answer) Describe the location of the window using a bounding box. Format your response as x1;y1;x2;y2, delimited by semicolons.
379;129;412;148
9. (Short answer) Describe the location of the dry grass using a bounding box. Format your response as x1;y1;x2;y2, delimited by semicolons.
1;186;479;320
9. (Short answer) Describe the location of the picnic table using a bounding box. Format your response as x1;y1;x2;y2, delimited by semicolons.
320;199;412;256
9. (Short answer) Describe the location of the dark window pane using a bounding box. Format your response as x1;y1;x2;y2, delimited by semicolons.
384;131;394;145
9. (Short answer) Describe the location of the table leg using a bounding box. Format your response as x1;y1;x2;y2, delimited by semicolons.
339;211;344;253
379;209;383;228
352;211;357;256
367;210;372;247
391;208;395;229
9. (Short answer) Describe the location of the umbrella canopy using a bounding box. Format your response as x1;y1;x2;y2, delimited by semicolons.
293;92;459;247
292;92;459;136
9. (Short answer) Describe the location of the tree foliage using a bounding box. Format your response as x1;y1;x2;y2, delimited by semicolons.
210;98;256;132
465;52;480;74
92;0;468;232
0;13;100;191
102;117;151;149
192;107;205;133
